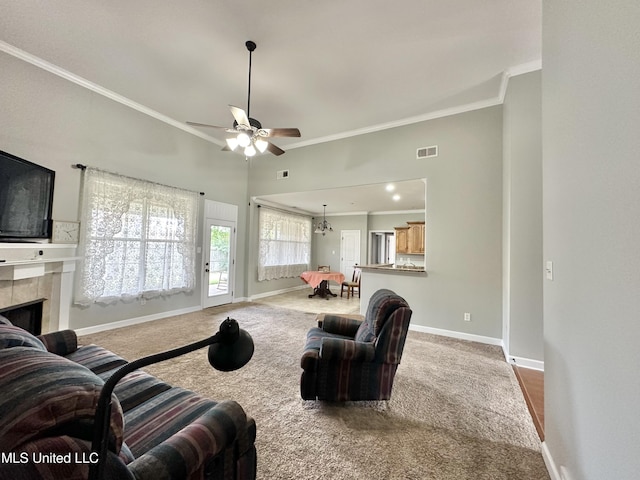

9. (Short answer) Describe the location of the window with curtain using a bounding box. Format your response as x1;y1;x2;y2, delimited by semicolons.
258;206;311;281
74;167;199;305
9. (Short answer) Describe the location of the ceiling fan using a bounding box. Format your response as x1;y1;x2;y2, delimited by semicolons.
187;40;301;157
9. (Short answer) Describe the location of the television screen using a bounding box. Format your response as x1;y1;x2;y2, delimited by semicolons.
0;150;55;239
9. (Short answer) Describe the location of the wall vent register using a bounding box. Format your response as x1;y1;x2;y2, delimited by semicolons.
417;145;438;159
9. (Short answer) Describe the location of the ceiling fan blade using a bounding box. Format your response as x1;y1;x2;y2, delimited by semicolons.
261;128;301;138
187;121;235;133
221;144;231;151
229;105;250;128
266;141;286;156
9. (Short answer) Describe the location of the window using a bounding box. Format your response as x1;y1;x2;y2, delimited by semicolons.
75;168;198;305
258;207;311;281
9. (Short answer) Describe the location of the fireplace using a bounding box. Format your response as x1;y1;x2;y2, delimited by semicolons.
0;244;78;333
0;298;45;335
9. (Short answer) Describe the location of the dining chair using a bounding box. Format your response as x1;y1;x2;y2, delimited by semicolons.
340;269;361;299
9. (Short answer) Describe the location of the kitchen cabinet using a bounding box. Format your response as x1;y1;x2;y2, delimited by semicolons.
407;221;425;254
394;227;409;254
395;221;425;254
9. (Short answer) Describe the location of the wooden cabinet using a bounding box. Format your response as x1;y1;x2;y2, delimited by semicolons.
407;221;425;254
394;227;410;254
395;221;425;254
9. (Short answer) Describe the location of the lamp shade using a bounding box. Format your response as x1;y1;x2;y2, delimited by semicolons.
254;138;268;153
208;317;254;371
237;132;251;148
226;137;239;151
244;144;257;157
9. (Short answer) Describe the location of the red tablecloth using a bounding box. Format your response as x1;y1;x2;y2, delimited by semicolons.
300;271;345;289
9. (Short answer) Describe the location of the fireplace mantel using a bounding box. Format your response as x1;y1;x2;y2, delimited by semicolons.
0;243;78;263
0;244;80;332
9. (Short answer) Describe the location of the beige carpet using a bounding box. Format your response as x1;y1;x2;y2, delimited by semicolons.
79;302;550;480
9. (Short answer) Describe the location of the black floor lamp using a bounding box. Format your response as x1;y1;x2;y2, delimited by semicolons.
88;317;254;480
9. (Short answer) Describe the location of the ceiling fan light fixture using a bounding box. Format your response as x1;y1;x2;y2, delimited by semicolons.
226;137;239;151
255;138;268;153
186;40;300;157
244;144;257;157
237;132;251;148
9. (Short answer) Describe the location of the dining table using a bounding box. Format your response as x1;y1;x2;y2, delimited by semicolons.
300;270;345;299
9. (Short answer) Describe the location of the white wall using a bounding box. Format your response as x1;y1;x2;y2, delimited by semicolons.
0;51;250;330
248;106;504;339
543;1;640;479
502;71;543;365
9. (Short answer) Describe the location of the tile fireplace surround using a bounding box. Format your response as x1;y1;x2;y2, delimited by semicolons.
0;244;78;333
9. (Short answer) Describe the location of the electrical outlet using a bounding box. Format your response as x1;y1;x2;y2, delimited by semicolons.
464;313;471;322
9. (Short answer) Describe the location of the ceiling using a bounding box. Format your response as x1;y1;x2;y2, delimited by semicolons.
255;179;426;216
0;1;540;215
0;0;541;151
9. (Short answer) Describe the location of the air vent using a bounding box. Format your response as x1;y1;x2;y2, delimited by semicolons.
417;145;438;159
276;169;290;180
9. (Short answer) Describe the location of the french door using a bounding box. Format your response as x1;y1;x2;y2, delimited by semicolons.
203;218;236;307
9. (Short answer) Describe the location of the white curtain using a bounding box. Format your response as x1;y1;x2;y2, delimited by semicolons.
75;167;199;305
258;207;311;281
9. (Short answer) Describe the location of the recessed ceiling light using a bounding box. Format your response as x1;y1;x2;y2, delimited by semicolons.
392;194;401;201
385;184;395;192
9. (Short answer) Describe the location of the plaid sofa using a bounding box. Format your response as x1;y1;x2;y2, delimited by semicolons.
0;316;256;480
300;289;412;401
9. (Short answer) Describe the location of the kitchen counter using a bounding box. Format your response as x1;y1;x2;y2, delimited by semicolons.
359;264;427;274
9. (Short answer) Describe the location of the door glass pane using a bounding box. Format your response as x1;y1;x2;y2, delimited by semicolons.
208;225;231;297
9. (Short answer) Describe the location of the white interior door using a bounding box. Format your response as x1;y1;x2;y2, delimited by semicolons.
340;230;361;281
203;218;236;307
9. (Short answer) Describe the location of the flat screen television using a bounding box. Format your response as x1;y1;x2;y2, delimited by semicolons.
0;150;55;241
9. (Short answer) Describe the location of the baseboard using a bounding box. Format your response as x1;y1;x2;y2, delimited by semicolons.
408;323;503;346
249;284;308;300
74;305;202;336
507;355;544;371
541;442;561;480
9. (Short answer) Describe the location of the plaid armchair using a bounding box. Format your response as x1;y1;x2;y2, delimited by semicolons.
300;289;412;401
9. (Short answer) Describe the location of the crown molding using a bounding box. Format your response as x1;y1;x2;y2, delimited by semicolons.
252;197;315;216
287;59;541;150
368;209;425;216
498;59;542;102
316;209;425;217
285;97;503;150
2;40;541;151
0;40;224;147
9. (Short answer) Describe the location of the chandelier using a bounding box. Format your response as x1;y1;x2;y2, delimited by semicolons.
314;204;333;236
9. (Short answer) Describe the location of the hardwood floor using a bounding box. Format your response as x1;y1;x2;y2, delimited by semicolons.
512;365;544;441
